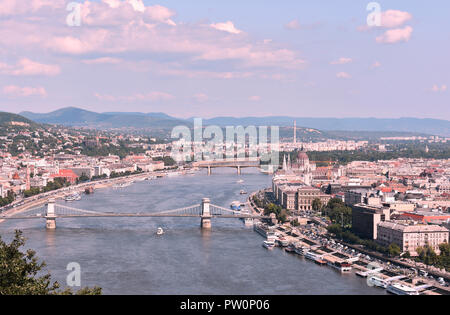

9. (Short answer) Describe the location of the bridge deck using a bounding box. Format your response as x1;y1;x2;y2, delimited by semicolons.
2;214;267;219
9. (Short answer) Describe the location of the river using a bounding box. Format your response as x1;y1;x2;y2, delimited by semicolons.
0;168;384;295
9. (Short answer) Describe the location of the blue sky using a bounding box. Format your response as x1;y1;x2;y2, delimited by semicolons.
0;0;449;119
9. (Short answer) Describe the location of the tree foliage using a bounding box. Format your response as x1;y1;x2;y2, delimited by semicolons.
0;230;101;295
264;203;288;223
322;198;352;228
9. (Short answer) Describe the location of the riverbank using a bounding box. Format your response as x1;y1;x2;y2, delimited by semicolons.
0;169;190;223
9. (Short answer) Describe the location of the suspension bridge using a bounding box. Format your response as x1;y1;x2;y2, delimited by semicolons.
0;198;267;230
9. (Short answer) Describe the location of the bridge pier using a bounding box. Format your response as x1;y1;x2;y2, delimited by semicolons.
207;166;212;176
46;199;56;229
201;198;212;229
237;166;241;175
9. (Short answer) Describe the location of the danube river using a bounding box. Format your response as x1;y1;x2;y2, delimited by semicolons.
0;168;384;295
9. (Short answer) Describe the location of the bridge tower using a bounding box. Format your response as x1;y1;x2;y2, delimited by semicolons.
201;198;212;229
46;199;56;229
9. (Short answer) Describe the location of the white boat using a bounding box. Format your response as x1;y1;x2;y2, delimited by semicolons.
328;261;353;273
386;283;419;296
368;276;388;288
113;182;132;188
262;240;275;249
277;238;289;247
156;227;164;236
237;179;244;184
239;190;247;195
65;192;81;202
295;247;308;256
305;251;319;261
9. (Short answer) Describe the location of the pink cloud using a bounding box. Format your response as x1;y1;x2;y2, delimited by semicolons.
2;85;47;97
285;20;300;30
285;19;321;31
0;1;306;76
0;0;64;16
371;61;382;68
145;4;176;26
95;91;175;102
82;57;122;64
210;21;242;34
380;10;412;28
192;93;209;102
0;58;60;76
431;84;447;93
336;72;351;79
330;57;352;65
376;26;413;44
248;95;261;102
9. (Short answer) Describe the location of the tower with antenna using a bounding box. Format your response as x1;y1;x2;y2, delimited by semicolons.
293;120;297;144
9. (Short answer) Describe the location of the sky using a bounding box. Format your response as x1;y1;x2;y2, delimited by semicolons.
0;0;449;119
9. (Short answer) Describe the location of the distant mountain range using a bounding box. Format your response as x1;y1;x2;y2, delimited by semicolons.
199;117;450;137
17;107;450;136
20;107;185;130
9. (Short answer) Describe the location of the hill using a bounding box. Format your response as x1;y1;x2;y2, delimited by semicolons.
0;112;37;127
19;107;450;137
200;117;450;137
20;107;187;130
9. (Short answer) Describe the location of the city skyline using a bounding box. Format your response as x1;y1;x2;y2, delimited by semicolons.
0;0;449;119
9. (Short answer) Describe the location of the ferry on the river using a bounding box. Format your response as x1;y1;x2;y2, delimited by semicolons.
113;181;132;188
387;283;419;295
230;201;241;211
276;237;289;247
65;192;81;202
368;276;388;289
327;261;352;273
156;227;164;236
262;240;275;249
285;245;295;253
295;247;308;256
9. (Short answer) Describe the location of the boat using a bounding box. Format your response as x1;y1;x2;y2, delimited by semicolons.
237;179;244;184
314;258;327;266
266;231;278;243
113;182;132;188
276;237;289;247
253;224;269;238
230;201;242;211
305;251;320;262
65;192;81;202
295;247;308;256
285;245;295;253
386;283;419;296
262;240;275;249
367;276;388;289
156;227;164;236
328;261;352;273
356;271;369;278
